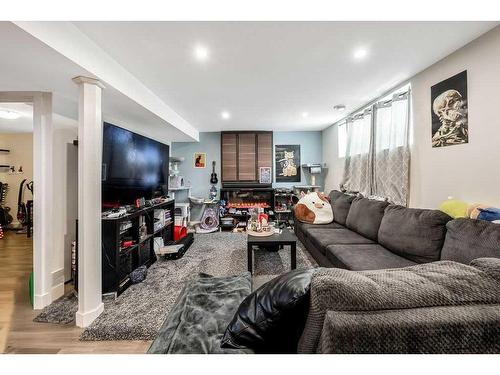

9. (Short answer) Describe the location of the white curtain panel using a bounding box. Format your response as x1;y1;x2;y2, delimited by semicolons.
341;110;373;196
341;91;410;205
373;94;410;206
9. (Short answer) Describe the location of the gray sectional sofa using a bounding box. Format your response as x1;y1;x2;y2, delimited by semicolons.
295;190;500;269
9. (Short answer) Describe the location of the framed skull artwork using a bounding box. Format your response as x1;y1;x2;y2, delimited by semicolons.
431;70;468;148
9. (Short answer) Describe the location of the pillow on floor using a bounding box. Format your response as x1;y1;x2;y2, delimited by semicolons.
221;268;316;353
294;192;333;224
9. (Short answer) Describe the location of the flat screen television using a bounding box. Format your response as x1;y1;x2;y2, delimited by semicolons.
102;122;169;207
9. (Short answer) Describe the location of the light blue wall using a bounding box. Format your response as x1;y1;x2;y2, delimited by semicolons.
171;131;323;199
171;132;221;199
273;131;324;190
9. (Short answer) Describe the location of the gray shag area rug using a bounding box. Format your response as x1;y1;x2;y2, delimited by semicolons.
82;232;316;341
37;232;317;341
33;293;78;324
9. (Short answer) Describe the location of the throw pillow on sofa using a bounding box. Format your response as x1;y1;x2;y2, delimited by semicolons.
294;192;333;224
221;268;316;353
377;205;452;263
346;197;389;241
441;218;500;264
329;190;356;226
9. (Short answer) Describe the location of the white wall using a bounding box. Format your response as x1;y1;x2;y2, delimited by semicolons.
52;121;78;282
0;133;33;226
322;124;344;194
323;26;500;209
409;26;500;208
0;117;78;284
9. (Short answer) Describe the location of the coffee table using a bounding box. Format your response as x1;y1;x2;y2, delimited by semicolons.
247;229;297;274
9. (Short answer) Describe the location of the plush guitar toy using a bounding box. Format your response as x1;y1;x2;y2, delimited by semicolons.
294;191;333;224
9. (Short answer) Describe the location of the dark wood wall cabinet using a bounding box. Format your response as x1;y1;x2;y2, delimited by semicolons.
221;131;273;187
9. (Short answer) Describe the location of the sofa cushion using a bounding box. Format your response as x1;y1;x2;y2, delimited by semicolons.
441;219;500;264
298;259;500;353
297;221;345;233
325;244;416;271
318;304;500;354
329;190;356;226
328;189;344;202
378;205;452;263
221;268;315;353
305;228;375;255
346;197;389;241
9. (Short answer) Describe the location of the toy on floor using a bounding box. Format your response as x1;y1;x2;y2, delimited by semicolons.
294;191;333;224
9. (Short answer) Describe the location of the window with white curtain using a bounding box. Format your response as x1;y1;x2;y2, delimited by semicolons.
346;111;372;156
340;86;411;205
337;122;347;158
375;93;409;152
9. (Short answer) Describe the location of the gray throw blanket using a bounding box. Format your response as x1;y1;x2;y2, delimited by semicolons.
298;258;500;353
148;273;252;354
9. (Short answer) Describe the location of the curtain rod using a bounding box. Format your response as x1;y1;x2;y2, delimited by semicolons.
330;81;411;128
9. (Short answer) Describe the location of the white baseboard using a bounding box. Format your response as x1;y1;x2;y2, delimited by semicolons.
51;282;64;301
76;302;104;327
33;292;52;310
51;268;65;301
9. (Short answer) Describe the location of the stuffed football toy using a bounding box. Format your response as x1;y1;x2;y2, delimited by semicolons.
294;191;333;224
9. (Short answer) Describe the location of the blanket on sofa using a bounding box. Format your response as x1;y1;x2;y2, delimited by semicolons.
298;258;500;353
148;273;253;354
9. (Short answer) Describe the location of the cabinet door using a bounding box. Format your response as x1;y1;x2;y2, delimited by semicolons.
238;133;256;181
257;132;273;182
221;133;237;182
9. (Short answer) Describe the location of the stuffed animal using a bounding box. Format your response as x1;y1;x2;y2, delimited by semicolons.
468;203;500;222
467;203;489;219
439;199;469;218
294;191;333;224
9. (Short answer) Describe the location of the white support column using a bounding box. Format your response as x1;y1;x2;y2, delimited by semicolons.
73;76;105;327
32;92;54;309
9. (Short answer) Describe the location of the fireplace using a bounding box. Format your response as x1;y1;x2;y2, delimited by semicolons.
220;187;274;214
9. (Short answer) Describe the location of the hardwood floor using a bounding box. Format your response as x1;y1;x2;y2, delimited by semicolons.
0;231;151;354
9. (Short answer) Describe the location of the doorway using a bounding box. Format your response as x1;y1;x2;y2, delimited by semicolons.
0;97;78;352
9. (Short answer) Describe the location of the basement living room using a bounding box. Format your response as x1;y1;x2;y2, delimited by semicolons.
1;5;500;371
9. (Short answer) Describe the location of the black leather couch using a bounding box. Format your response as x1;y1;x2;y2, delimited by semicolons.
295;190;500;270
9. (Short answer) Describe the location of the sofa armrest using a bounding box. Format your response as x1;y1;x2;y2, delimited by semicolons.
317;304;500;353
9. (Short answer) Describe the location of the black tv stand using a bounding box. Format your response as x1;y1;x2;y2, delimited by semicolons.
101;198;175;296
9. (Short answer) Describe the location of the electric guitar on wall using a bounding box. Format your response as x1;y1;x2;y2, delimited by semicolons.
210;161;218;184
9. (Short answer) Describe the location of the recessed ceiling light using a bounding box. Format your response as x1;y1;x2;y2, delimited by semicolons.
0;110;21;120
221;111;230;120
194;45;209;61
334;105;346;112
353;48;368;60
302;112;309;118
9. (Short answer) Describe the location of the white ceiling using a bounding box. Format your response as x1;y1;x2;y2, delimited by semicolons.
0;22;497;138
0;102;77;133
0;103;34;133
74;21;498;132
0;22;196;143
